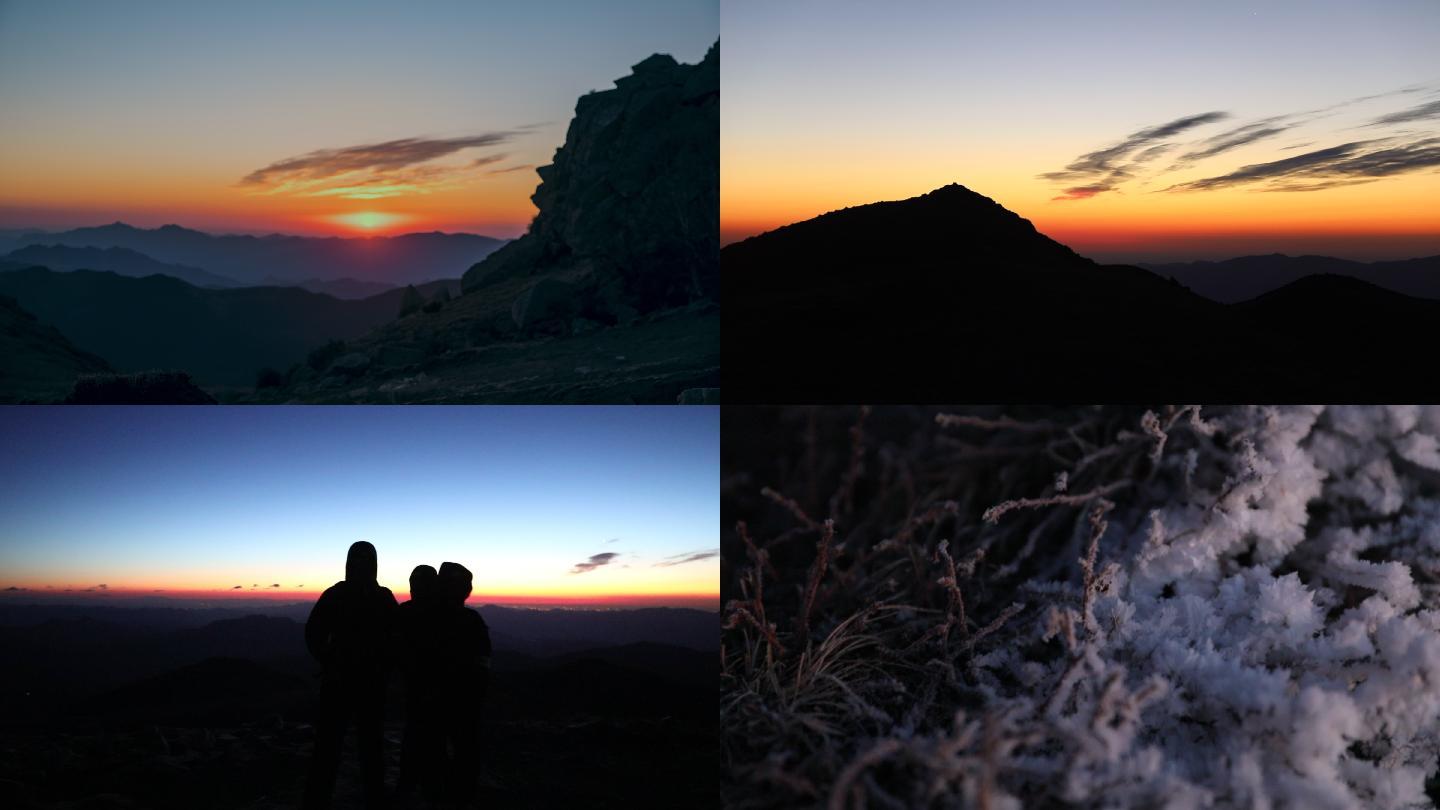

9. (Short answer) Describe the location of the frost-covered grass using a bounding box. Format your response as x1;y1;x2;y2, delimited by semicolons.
721;406;1440;809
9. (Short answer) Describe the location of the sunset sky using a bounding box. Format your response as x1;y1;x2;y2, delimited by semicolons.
723;0;1440;262
0;0;716;238
0;406;719;609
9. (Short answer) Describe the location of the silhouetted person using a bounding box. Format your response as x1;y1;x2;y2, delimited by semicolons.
397;564;442;802
434;561;492;805
303;541;398;810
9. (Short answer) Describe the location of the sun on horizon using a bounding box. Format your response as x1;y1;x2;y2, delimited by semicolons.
327;211;413;234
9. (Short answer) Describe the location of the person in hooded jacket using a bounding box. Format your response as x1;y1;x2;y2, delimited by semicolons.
434;561;491;805
396;564;442;802
302;540;398;810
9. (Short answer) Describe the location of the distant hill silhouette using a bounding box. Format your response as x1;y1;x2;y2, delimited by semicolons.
10;223;504;286
726;183;1440;402
0;293;112;402
0;266;459;387
3;244;241;288
1141;253;1440;303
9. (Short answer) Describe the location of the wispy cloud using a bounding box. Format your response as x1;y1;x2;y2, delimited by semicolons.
1039;82;1440;200
240;133;517;199
1164;137;1440;192
1039;111;1229;200
570;552;620;574
486;163;536;176
653;549;719;567
1369;98;1440;126
1176;118;1293;163
1052;184;1114;202
1040;111;1229;183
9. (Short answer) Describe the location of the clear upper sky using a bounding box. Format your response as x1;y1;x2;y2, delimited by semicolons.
0;0;717;237
0;406;719;608
723;0;1440;262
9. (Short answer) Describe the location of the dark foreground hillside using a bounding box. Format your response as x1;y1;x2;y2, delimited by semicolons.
725;183;1440;403
0;605;717;809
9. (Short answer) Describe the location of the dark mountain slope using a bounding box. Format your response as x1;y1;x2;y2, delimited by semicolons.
3;244;240;288
12;224;503;286
726;183;1440;402
0;293;112;403
1142;253;1440;303
0;267;458;387
726;183;1229;402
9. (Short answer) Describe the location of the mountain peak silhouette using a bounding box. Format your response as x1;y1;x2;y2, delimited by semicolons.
725;181;1440;401
725;183;1084;273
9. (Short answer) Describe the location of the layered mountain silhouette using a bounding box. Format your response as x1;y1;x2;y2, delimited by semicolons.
8;223;503;286
726;183;1440;402
0;267;457;387
254;43;720;404
3;244;242;288
1140;253;1440;303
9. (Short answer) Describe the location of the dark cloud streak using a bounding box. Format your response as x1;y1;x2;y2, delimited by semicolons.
1369;98;1440;126
241;133;516;187
1165;137;1440;192
653;550;719;567
1040;111;1229;183
1178;120;1292;162
570;552;620;574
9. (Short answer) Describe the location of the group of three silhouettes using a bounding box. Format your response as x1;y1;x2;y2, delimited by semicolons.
302;541;492;809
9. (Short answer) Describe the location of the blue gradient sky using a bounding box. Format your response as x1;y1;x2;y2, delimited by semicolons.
0;0;717;235
0;406;718;607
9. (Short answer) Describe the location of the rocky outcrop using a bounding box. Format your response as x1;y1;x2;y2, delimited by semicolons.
398;284;424;318
511;278;578;331
462;41;719;323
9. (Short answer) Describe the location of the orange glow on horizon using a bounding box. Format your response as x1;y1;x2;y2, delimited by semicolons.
722;168;1440;261
0;585;719;610
0;153;542;239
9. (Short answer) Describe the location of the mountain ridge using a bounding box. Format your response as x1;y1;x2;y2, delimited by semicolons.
1140;252;1440;302
11;223;504;286
726;182;1440;402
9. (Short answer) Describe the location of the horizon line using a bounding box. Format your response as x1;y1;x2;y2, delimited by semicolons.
0;587;719;610
3;220;511;241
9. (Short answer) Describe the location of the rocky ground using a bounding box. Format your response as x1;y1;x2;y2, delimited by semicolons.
229;281;718;403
